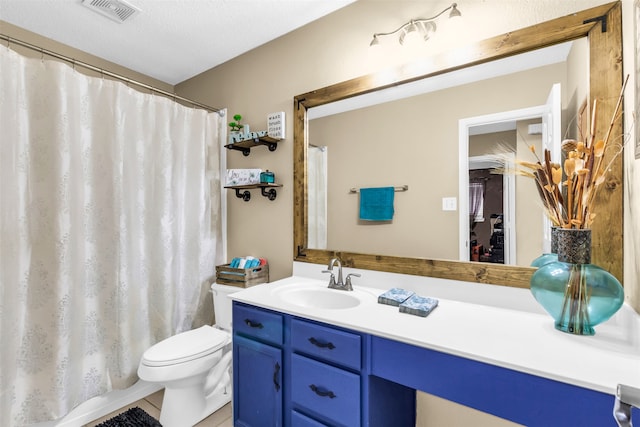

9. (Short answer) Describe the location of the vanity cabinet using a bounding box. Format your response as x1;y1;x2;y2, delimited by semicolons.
232;302;415;427
233;298;622;427
233;304;284;427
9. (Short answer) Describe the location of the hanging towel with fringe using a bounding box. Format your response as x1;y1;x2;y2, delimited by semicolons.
359;187;395;221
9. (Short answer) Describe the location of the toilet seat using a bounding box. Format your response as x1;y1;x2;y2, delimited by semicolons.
142;325;229;367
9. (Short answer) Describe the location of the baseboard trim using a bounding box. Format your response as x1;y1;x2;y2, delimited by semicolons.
32;380;163;427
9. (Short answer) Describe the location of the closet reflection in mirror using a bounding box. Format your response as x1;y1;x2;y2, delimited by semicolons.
307;39;587;267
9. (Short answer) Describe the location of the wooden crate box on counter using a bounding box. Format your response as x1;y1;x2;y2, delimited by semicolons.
216;264;269;287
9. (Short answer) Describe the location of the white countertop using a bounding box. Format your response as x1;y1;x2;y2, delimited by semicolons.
229;263;640;396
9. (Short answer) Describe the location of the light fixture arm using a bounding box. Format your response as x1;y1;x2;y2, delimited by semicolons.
370;2;460;46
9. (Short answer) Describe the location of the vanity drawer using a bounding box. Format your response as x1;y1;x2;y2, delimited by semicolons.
233;303;283;346
291;318;361;370
291;353;360;427
291;410;328;427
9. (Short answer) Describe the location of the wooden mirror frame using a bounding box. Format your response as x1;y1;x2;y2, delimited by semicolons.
293;2;623;288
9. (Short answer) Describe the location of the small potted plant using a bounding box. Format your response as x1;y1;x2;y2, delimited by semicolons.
228;114;246;144
229;114;243;133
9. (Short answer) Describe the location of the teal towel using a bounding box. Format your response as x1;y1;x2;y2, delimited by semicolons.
359;187;394;221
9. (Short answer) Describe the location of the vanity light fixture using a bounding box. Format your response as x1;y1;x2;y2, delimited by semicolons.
369;2;461;47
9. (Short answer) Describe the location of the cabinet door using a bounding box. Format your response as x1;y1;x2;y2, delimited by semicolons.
234;334;283;427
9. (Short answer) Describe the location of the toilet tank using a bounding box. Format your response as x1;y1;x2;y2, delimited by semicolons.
211;283;240;332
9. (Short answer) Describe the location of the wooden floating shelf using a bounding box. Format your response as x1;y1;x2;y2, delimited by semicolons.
224;183;283;202
225;135;281;156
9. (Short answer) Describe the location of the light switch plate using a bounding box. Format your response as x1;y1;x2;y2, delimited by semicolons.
442;197;457;211
267;111;285;139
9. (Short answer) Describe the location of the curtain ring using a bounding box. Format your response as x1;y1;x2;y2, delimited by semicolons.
6;36;10;48
40;47;45;62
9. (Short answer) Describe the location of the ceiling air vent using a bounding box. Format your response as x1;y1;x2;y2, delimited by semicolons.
81;0;141;23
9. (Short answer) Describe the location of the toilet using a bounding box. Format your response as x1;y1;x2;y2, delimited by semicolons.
137;283;238;427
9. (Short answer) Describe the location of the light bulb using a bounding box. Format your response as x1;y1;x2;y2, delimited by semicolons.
399;22;422;46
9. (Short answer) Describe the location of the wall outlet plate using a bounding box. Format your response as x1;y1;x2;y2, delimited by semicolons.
442;197;457;211
268;111;285;139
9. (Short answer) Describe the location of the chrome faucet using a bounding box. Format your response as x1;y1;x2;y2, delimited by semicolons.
614;384;640;427
322;258;360;291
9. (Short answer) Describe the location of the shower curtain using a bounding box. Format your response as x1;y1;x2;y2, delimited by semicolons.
0;46;224;425
307;146;328;249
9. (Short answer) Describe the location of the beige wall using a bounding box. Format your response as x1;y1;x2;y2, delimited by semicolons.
309;63;563;264
468;130;516;158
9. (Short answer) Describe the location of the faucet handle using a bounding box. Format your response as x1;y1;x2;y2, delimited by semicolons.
344;273;361;290
322;269;336;287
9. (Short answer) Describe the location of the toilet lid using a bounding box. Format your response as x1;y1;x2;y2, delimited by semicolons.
142;325;229;367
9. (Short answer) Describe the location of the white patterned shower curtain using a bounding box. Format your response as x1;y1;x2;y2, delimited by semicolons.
0;46;224;425
307;146;328;249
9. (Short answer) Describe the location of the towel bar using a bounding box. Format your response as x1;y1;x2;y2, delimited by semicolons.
349;185;408;194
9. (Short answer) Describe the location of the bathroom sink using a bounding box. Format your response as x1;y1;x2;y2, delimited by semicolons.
273;284;374;310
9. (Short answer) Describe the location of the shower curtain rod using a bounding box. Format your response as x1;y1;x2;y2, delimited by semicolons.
1;33;222;114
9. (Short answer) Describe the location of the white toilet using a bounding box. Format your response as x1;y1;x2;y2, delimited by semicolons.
137;283;238;427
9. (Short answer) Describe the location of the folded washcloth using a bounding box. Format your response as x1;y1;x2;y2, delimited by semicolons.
359;187;394;221
378;288;415;306
399;295;439;317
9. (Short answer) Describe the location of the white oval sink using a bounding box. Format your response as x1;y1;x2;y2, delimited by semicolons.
273;284;375;310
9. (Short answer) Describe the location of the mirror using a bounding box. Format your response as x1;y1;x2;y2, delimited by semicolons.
294;2;624;287
305;42;582;268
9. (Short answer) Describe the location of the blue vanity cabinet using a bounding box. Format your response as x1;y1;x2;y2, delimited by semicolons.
233;302;415;427
233;298;623;426
233;303;284;427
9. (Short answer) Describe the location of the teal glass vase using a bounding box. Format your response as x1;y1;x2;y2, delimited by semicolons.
529;228;624;335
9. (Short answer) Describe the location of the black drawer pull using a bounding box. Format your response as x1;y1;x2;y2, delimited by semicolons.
308;337;335;349
244;319;264;329
309;384;336;399
273;362;281;392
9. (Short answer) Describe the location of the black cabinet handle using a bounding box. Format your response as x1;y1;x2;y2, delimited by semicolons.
308;337;335;349
273;362;281;392
309;384;336;399
244;319;263;329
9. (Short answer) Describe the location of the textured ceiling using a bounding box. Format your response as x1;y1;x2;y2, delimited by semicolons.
0;0;355;85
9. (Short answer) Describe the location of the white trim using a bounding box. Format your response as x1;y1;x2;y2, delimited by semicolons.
31;381;162;427
219;109;228;262
503;152;516;265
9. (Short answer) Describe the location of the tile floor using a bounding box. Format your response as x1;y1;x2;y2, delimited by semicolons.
84;389;233;427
